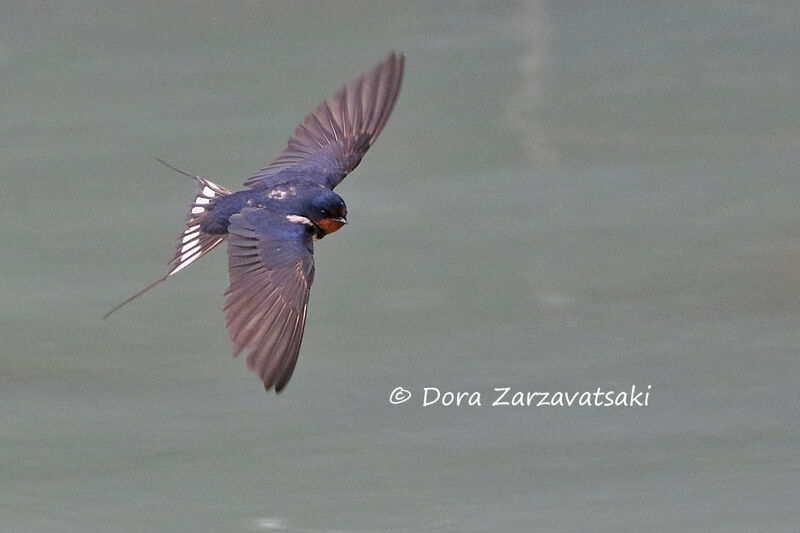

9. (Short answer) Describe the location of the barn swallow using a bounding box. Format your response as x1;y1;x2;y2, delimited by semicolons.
104;53;404;392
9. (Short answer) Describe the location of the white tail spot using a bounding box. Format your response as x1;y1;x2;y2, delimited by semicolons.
180;247;201;262
181;242;199;254
170;253;200;274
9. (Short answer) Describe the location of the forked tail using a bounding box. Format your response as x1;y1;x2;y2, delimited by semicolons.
103;159;232;319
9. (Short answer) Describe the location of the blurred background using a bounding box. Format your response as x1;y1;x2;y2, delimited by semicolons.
2;2;799;531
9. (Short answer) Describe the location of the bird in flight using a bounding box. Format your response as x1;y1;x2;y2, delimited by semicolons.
105;53;404;392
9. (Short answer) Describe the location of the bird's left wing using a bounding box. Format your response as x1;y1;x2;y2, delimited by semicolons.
243;53;404;191
224;208;315;392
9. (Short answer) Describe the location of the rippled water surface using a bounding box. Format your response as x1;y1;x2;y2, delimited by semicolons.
2;2;799;531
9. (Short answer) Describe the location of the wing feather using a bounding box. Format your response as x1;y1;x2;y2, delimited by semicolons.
244;53;404;190
224;209;315;392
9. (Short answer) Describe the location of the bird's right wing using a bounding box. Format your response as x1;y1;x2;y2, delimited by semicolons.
224;208;316;392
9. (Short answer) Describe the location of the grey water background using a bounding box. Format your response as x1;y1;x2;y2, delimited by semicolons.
2;2;799;531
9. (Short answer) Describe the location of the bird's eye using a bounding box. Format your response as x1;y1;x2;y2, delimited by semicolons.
320;209;328;215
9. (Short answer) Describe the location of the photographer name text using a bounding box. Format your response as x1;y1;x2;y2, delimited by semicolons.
389;385;652;407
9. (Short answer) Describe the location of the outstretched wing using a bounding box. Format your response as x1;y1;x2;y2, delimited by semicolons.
224;208;315;392
244;52;404;191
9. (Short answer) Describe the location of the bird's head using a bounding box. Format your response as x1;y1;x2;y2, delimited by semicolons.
303;190;348;236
